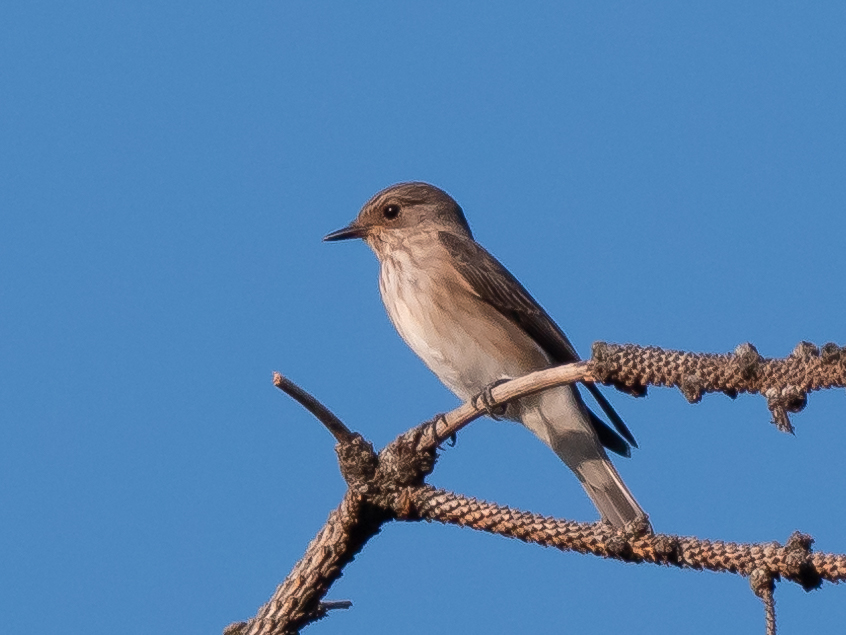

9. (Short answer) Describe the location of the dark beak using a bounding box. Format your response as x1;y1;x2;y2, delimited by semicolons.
323;222;367;242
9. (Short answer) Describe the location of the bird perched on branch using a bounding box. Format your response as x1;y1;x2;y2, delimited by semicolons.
325;182;648;528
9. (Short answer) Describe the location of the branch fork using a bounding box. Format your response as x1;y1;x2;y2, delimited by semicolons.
229;341;846;635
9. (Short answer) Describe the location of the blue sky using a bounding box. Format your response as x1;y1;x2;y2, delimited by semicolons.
2;2;844;633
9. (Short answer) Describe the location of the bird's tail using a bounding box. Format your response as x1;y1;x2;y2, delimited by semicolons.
516;386;648;529
570;451;646;528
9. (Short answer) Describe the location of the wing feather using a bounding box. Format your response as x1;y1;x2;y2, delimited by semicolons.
438;231;637;455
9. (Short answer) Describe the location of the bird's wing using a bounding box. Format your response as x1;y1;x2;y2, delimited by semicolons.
437;232;580;362
438;231;637;454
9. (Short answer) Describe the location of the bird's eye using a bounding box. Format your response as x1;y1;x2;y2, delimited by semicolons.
383;204;400;220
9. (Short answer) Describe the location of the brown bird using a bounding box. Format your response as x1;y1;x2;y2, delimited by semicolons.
326;182;647;528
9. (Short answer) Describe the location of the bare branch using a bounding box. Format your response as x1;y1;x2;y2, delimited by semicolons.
751;569;777;635
233;490;390;635
412;361;593;452
235;342;846;634
273;372;354;443
408;340;846;455
406;486;843;587
317;601;352;611
591;341;846;432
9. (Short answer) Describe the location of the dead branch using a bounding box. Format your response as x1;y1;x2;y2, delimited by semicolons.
227;341;846;635
273;372;354;443
408;487;842;586
224;490;390;635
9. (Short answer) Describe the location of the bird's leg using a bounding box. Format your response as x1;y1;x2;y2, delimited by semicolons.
473;378;510;421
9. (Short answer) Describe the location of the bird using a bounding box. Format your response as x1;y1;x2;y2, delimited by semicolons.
324;182;647;528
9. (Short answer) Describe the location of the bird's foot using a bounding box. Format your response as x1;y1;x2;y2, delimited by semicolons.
472;378;510;421
425;413;456;447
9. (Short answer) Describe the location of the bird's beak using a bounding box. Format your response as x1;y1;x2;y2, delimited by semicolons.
323;221;367;242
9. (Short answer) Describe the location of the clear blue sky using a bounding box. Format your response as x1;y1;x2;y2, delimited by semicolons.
2;2;844;633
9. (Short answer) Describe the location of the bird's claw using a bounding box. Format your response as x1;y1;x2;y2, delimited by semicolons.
426;413;452;447
473;379;510;421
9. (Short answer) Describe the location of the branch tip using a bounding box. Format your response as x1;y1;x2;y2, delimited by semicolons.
272;371;354;443
319;600;352;611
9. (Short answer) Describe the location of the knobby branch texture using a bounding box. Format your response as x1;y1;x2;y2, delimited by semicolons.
590;340;846;433
226;341;846;635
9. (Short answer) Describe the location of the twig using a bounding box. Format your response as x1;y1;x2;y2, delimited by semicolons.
273;372;354;443
751;568;777;635
317;600;352;611
413;361;593;452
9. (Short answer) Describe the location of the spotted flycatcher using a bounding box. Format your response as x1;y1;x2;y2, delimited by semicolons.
325;182;647;527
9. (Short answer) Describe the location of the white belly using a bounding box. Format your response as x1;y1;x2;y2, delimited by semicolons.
378;249;549;400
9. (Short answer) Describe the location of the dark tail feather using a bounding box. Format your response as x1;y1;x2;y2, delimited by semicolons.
588;410;631;457
583;382;638;448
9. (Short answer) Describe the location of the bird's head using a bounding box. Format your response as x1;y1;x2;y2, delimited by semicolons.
324;182;473;255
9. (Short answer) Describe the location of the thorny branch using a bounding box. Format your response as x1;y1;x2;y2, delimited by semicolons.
227;341;846;635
